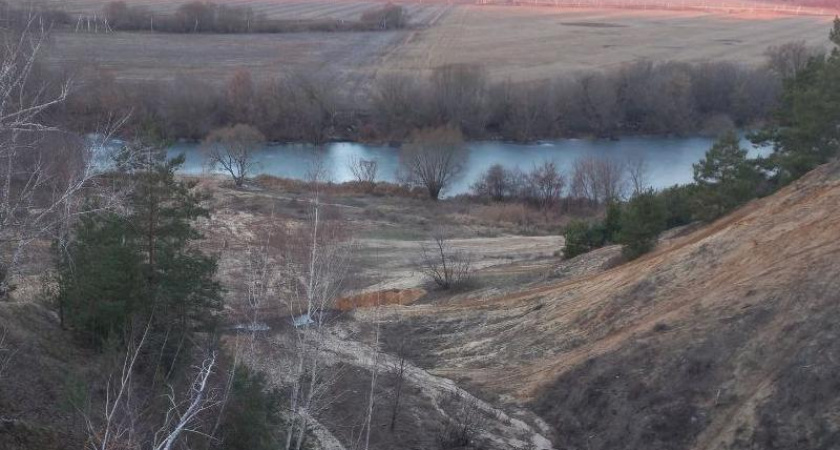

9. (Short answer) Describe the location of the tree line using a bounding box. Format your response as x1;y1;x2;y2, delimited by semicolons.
0;1;408;34
100;1;408;33
560;19;840;261
56;42;821;144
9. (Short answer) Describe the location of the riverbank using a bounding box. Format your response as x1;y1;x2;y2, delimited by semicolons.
172;134;770;196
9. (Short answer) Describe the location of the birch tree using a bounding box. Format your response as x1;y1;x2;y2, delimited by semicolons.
0;18;128;297
281;160;352;450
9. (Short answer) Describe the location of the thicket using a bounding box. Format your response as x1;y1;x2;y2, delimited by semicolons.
59;56;794;144
561;19;840;261
98;1;408;33
218;366;293;450
57;145;222;366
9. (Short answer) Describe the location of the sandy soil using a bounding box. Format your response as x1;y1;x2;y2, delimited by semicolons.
371;160;840;449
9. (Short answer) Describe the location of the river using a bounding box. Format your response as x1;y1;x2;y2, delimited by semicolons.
168;135;770;196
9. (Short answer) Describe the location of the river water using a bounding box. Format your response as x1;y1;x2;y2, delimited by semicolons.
169;135;769;196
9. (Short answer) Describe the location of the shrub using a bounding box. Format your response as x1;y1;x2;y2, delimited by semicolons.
618;190;668;260
219;366;288;450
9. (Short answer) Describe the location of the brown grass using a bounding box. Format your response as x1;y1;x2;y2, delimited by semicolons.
380;5;834;83
335;288;426;310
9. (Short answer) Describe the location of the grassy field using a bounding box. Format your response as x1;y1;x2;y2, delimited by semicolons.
46;28;404;94
382;5;834;83
44;2;834;89
49;0;456;24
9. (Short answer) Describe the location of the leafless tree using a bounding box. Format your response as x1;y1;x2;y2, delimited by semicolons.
399;126;467;200
764;41;824;79
471;164;518;202
84;321;219;450
576;72;619;138
430;64;489;136
203;124;265;187
570;156;626;204
524;160;565;210
0;19;130;297
0;326;16;380
626;155;649;197
348;156;378;189
152;352;218;450
389;336;408;432
281;161;352;450
437;391;487;449
418;231;473;290
371;73;428;138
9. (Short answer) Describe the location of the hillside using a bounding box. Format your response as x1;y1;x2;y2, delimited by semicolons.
374;159;840;449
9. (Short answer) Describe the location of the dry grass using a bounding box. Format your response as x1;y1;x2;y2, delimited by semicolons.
381;5;834;83
373;159;840;449
41;3;832;90
50;0;456;23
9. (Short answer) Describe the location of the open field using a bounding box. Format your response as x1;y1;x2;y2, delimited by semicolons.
45;29;403;98
382;5;835;82
43;3;833;90
43;0;457;24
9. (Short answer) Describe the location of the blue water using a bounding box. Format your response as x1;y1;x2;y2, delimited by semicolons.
169;135;770;196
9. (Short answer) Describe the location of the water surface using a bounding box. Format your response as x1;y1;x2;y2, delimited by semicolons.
170;136;768;196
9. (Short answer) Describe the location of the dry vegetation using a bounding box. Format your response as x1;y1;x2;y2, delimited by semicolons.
383;5;834;83
40;2;832;90
367;159;840;449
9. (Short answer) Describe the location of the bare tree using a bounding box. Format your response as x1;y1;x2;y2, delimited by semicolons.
764;41;824;79
524;160;565;210
281;161;352;450
371;73;427;137
399;126;467;200
430;64;489;136
389;336;408;432
570;156;626;204
84;320;219;450
348;156;378;189
0;19;130;297
203;124;265;187
626;155;649;197
471;163;517;202
437;391;487;449
418;232;473;290
0;326;16;380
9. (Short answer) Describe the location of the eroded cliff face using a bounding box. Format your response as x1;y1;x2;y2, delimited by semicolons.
382;160;840;450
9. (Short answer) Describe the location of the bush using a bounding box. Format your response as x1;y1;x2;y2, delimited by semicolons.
618;190;668;260
692;132;763;221
57;213;144;348
219;366;288;450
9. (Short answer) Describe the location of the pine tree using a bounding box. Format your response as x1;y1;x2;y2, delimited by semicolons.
124;144;223;373
617;190;667;260
58;142;222;367
692;132;762;221
755;18;840;184
57;213;144;348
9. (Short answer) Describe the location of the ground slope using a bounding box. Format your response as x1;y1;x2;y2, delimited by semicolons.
382;159;840;449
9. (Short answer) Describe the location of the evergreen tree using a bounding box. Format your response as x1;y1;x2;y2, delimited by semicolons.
692;132;762;221
563;220;594;259
218;366;288;450
58;142;222;369
124;145;223;372
617;190;667;260
754;18;840;183
57;213;143;348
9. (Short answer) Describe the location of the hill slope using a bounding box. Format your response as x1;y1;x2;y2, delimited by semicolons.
383;160;840;449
